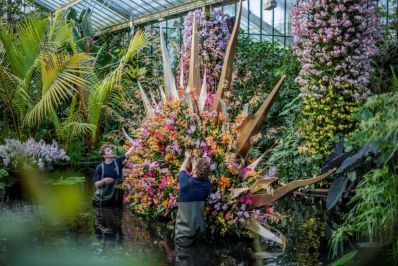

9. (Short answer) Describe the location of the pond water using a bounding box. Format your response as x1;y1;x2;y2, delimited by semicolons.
0;171;344;266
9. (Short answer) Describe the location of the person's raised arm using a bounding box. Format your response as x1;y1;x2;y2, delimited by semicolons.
125;145;135;157
179;150;192;172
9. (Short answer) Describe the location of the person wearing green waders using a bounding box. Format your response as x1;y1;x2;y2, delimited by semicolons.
92;143;135;207
175;150;212;247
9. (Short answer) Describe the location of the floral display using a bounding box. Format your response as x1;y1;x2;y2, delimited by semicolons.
0;139;69;170
122;1;334;240
178;10;230;91
122;99;280;236
292;0;380;157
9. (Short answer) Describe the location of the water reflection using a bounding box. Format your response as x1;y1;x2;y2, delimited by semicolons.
1;180;342;266
94;207;123;247
175;242;207;266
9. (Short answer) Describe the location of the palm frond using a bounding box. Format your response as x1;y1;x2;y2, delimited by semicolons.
16;17;49;78
87;31;147;140
24;52;92;126
62;121;96;138
0;65;23;137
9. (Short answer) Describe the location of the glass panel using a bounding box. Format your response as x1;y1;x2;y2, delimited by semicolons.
274;0;285;35
57;0;70;6
285;36;293;46
242;0;248;33
249;0;261;34
262;35;273;42
262;2;273;36
240;15;249;34
131;0;157;13
37;0;58;10
249;34;261;41
286;0;294;36
222;3;236;17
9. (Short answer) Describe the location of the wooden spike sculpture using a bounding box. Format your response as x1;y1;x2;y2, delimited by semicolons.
159;24;179;100
211;0;243;114
235;76;286;156
187;13;201;114
130;0;333;247
251;169;336;208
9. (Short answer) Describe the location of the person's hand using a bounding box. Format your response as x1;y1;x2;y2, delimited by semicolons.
184;150;192;159
125;145;135;156
103;177;114;184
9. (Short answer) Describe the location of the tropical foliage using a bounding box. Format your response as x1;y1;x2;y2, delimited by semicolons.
0;11;147;159
331;73;398;258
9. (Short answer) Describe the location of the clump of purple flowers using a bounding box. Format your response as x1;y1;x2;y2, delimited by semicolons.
178;10;230;91
292;0;381;99
0;139;69;170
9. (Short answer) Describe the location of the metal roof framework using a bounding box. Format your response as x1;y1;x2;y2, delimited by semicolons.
34;0;238;35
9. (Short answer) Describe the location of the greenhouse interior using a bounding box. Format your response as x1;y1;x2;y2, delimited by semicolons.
0;0;397;265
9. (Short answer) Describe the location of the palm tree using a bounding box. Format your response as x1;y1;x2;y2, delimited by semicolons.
87;31;147;144
0;12;91;140
0;10;147;149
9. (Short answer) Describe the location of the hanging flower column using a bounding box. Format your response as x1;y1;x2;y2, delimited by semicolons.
292;0;380;157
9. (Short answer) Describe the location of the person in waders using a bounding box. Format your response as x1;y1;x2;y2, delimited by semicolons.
175;150;211;248
92;143;135;207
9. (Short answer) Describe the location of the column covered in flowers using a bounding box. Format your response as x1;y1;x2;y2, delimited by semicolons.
292;0;380;157
178;10;230;91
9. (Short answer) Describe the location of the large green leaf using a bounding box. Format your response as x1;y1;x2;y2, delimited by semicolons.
87;31;147;140
24;52;92;126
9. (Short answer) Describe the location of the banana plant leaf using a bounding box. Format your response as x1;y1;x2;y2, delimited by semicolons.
326;175;349;210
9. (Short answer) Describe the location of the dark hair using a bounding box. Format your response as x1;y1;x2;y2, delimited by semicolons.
99;143;114;158
195;158;211;179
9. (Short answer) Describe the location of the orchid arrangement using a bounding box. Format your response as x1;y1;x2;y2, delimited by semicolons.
122;98;280;236
122;0;334;240
178;10;230;91
0;139;69;170
292;0;381;157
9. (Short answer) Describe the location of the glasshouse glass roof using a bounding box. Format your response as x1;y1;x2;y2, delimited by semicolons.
34;0;237;35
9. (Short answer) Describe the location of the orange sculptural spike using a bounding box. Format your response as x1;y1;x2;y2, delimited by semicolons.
187;13;201;114
250;168;336;208
234;75;286;156
211;0;243;115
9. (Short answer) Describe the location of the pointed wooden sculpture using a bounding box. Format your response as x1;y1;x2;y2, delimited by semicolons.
159;24;179;100
211;0;243;114
234;75;286;156
242;150;270;180
250;168;336;208
198;70;208;112
187;13;201;113
246;218;285;245
137;81;154;116
159;86;167;104
250;177;278;194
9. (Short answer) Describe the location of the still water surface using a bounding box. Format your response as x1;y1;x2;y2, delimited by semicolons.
0;175;337;266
